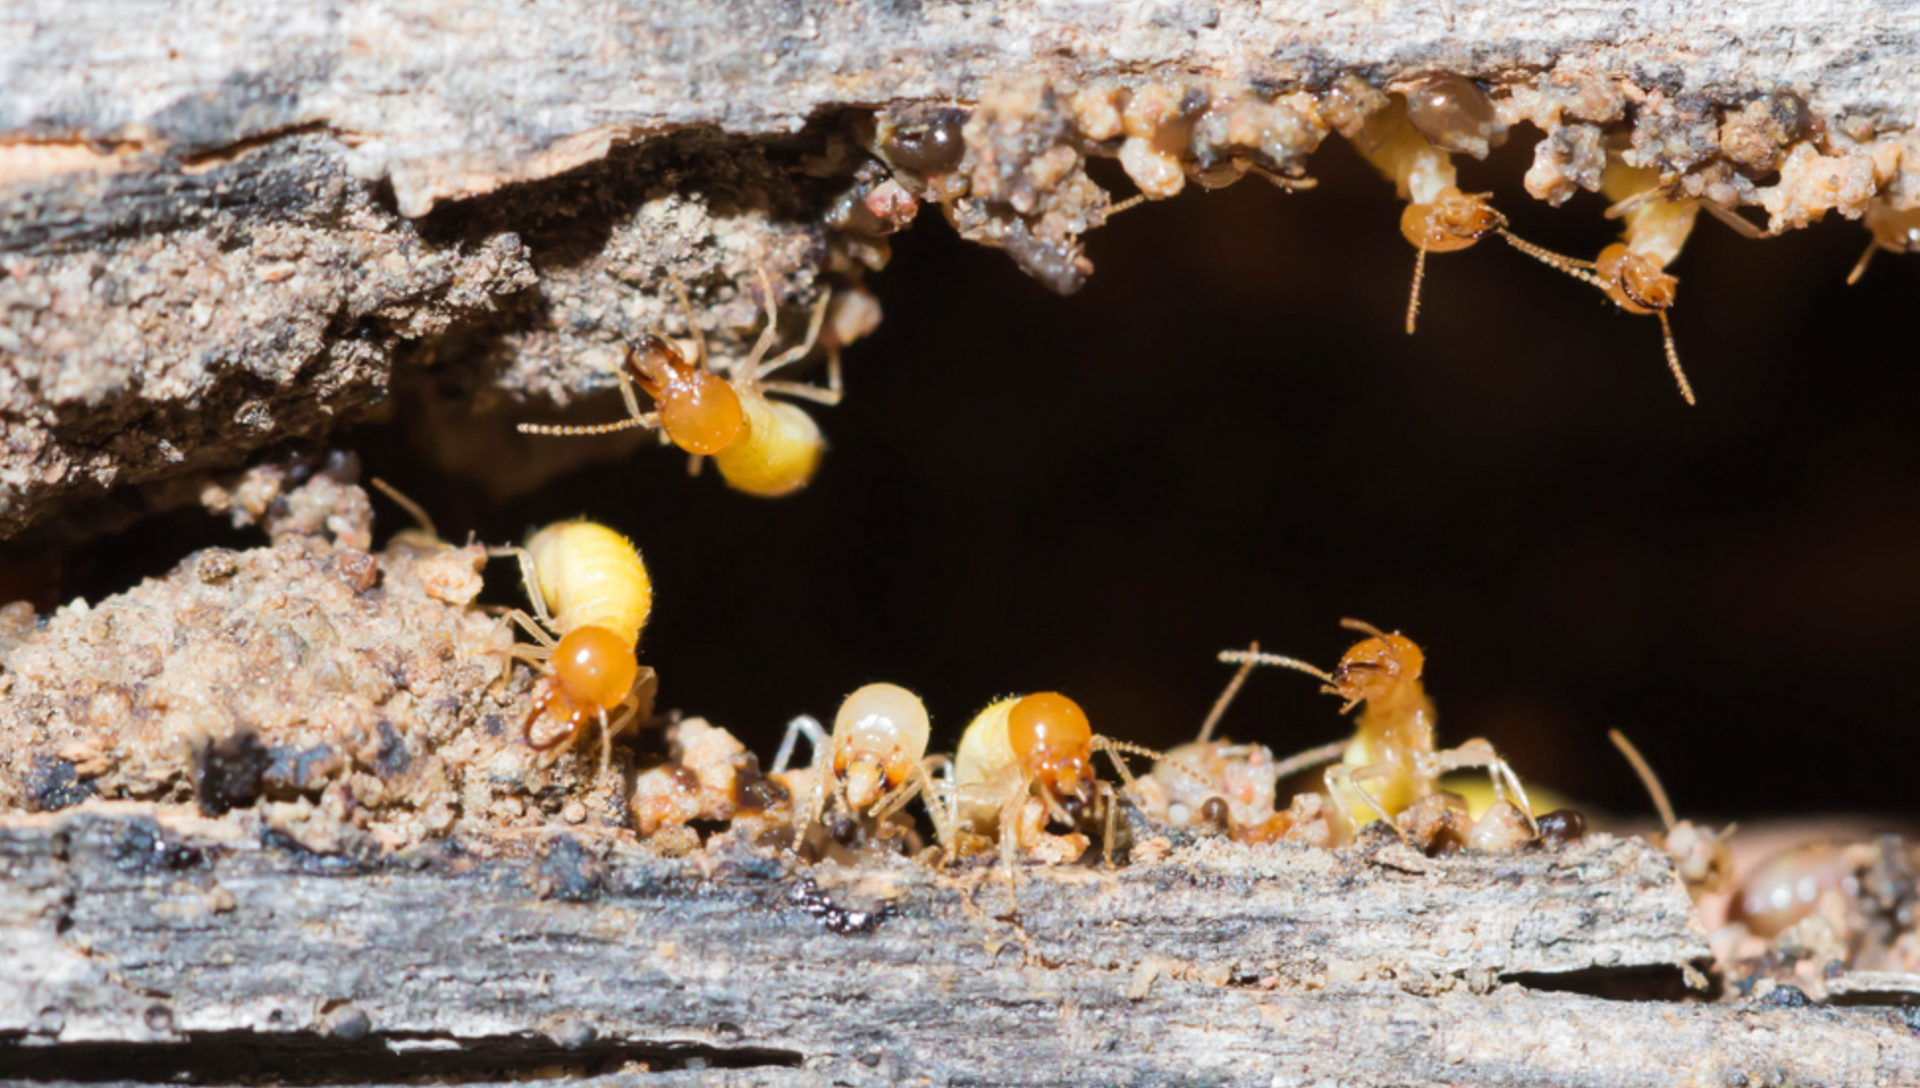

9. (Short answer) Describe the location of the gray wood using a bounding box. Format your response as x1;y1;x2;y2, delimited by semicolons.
5;806;1917;1086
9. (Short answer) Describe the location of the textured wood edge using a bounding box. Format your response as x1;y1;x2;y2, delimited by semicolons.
4;807;1915;1086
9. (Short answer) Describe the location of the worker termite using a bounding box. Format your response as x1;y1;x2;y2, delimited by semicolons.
770;682;950;845
1131;643;1338;845
1221;620;1538;850
945;692;1161;884
1350;81;1525;335
1608;729;1733;899
1502;157;1723;404
518;270;839;498
1847;198;1920;284
488;520;657;780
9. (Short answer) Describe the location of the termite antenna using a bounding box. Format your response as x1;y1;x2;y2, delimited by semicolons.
1608;729;1678;832
1847;239;1879;286
1199;641;1260;744
369;477;437;539
1217;649;1335;685
1498;231;1608;287
1249;167;1318;191
1338;617;1391;640
1658;311;1696;406
517;418;657;437
1106;194;1148;217
1406;247;1427;335
1700;201;1766;240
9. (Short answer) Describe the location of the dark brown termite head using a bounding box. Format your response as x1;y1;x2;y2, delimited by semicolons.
1403;76;1504;159
876;107;970;175
1533;809;1588;848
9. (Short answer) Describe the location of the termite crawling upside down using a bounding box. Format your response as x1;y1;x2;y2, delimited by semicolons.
520;270;842;498
490;520;658;781
1350;79;1538;336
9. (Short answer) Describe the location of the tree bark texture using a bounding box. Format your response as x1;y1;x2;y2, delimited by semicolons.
4;806;1915;1087
2;0;1918;540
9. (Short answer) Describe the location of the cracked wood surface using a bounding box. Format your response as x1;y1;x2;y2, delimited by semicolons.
3;0;1918;542
3;807;1917;1086
12;0;1920;217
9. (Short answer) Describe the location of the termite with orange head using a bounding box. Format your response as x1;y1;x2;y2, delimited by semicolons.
943;692;1162;891
1349;79;1528;335
1221;620;1539;850
769;682;951;846
1847;198;1920;284
488;520;657;782
519;270;840;498
1499;155;1764;405
1608;729;1734;900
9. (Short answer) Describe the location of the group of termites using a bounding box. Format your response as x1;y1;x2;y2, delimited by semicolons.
446;75;1909;929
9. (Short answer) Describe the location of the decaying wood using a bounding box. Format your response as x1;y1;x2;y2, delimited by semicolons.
1;806;1916;1086
0;805;1896;1082
4;0;1918;540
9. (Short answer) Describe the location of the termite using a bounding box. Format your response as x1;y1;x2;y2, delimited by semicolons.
770;682;950;844
946;692;1161;885
1350;80;1528;335
1133;643;1340;844
1221;620;1538;847
488;520;656;779
1500;156;1743;404
1609;729;1733;899
518;270;839;498
1847;198;1920;284
1728;841;1875;939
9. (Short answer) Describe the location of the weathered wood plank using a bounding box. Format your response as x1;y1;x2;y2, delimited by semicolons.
5;807;1913;1087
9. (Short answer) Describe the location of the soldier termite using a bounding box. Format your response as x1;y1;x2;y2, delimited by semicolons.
519;271;840;498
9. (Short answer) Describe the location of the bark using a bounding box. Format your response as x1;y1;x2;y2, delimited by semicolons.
3;0;1918;539
6;806;1913;1088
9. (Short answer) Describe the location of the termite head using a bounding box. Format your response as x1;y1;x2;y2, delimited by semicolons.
1327;625;1424;709
1594;243;1677;314
1663;819;1735;894
623;334;744;455
1008;691;1097;817
831;682;931;808
1401;188;1505;253
528;625;640;747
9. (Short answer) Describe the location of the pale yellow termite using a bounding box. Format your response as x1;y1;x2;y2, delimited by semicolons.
490;520;656;778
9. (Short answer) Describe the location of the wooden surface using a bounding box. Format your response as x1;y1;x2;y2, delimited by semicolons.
3;805;1918;1086
5;0;1918;541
